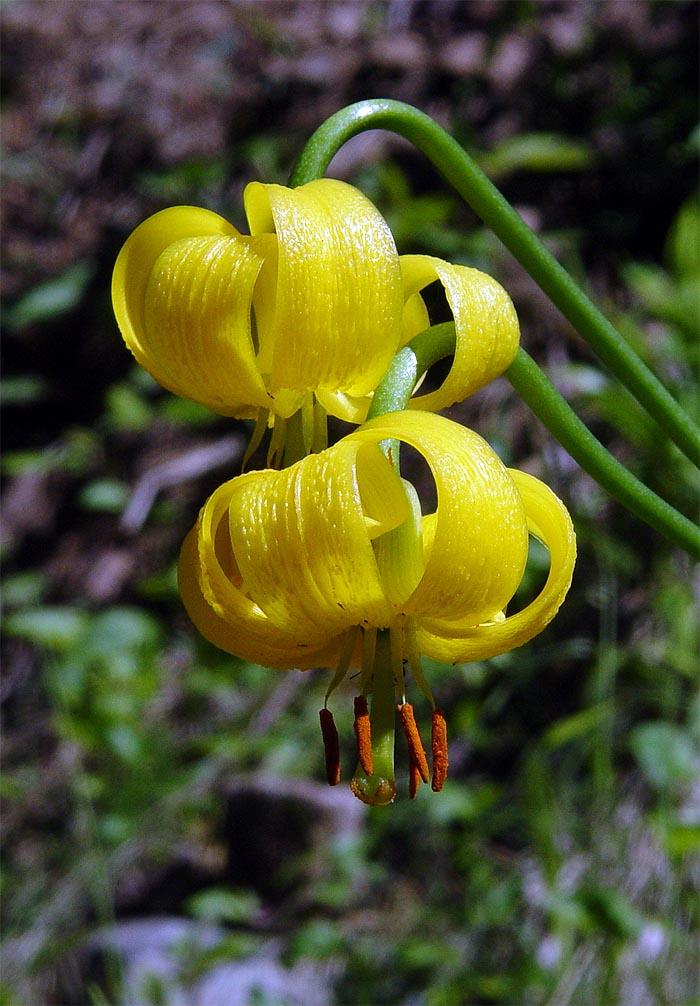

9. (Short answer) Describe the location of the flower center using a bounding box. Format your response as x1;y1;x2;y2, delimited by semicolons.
243;394;329;471
319;623;448;806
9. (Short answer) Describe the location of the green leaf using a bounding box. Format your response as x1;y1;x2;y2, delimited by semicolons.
630;722;698;789
665;197;700;279
105;384;152;431
136;158;227;202
185;887;261;924
78;479;129;513
1;571;48;607
105;724;143;763
623;261;700;337
480;133;595;178
289;920;344;961
136;564;179;600
4;606;90;651
0;375;49;405
84;607;162;656
6;261;93;330
1;448;60;476
542;704;609;749
158;397;216;427
424;781;500;825
574;885;643;940
662;824;700;856
48;661;87;707
0;775;24;800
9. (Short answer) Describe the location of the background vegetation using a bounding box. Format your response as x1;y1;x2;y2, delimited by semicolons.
2;2;698;1004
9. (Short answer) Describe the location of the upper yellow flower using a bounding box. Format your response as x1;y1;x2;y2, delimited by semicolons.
112;180;520;444
178;410;576;803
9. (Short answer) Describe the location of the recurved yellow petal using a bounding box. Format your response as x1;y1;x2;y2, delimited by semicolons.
400;291;431;347
415;470;576;662
244;179;404;404
348;410;529;625
372;478;425;609
400;255;520;412
230;443;405;639
112;207;271;416
314;292;431;424
189;438;411;661
179;526;336;669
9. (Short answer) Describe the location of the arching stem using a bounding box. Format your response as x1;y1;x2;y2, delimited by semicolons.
371;322;700;560
290;98;700;468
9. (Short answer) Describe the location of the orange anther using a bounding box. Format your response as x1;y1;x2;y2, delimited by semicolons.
408;761;422;799
319;708;340;786
398;703;429;784
431;709;448;792
353;695;373;775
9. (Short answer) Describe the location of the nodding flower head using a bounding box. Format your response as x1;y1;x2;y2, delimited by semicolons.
112;181;519;464
178;410;576;805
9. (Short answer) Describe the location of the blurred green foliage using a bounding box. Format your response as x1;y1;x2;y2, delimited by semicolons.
2;174;698;1005
2;5;699;1001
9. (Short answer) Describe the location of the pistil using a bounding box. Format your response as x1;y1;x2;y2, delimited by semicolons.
350;629;397;806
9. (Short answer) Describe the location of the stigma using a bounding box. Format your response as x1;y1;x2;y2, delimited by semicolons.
318;623;448;805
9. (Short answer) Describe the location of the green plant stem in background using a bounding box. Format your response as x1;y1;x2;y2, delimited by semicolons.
372;323;700;560
291;99;700;468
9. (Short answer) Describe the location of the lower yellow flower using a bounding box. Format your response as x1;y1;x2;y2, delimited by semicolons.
178;410;575;804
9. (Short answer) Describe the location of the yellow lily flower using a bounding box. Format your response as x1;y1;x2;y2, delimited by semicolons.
112;181;519;460
178;410;576;804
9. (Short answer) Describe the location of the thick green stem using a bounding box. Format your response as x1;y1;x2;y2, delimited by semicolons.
372;323;700;560
290;98;700;468
350;629;397;806
506;351;699;559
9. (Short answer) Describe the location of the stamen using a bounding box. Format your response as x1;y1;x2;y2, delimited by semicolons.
360;626;377;695
403;619;436;708
389;623;405;702
397;703;429;785
353;695;374;775
267;414;287;468
283;410;306;467
319;708;340;786
301;393;315;455
241;408;269;472
408;761;422;800
324;626;358;706
312;396;328;454
431;709;448;792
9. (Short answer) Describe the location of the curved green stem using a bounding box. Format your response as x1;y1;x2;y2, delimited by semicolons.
371;323;700;560
291;99;700;468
